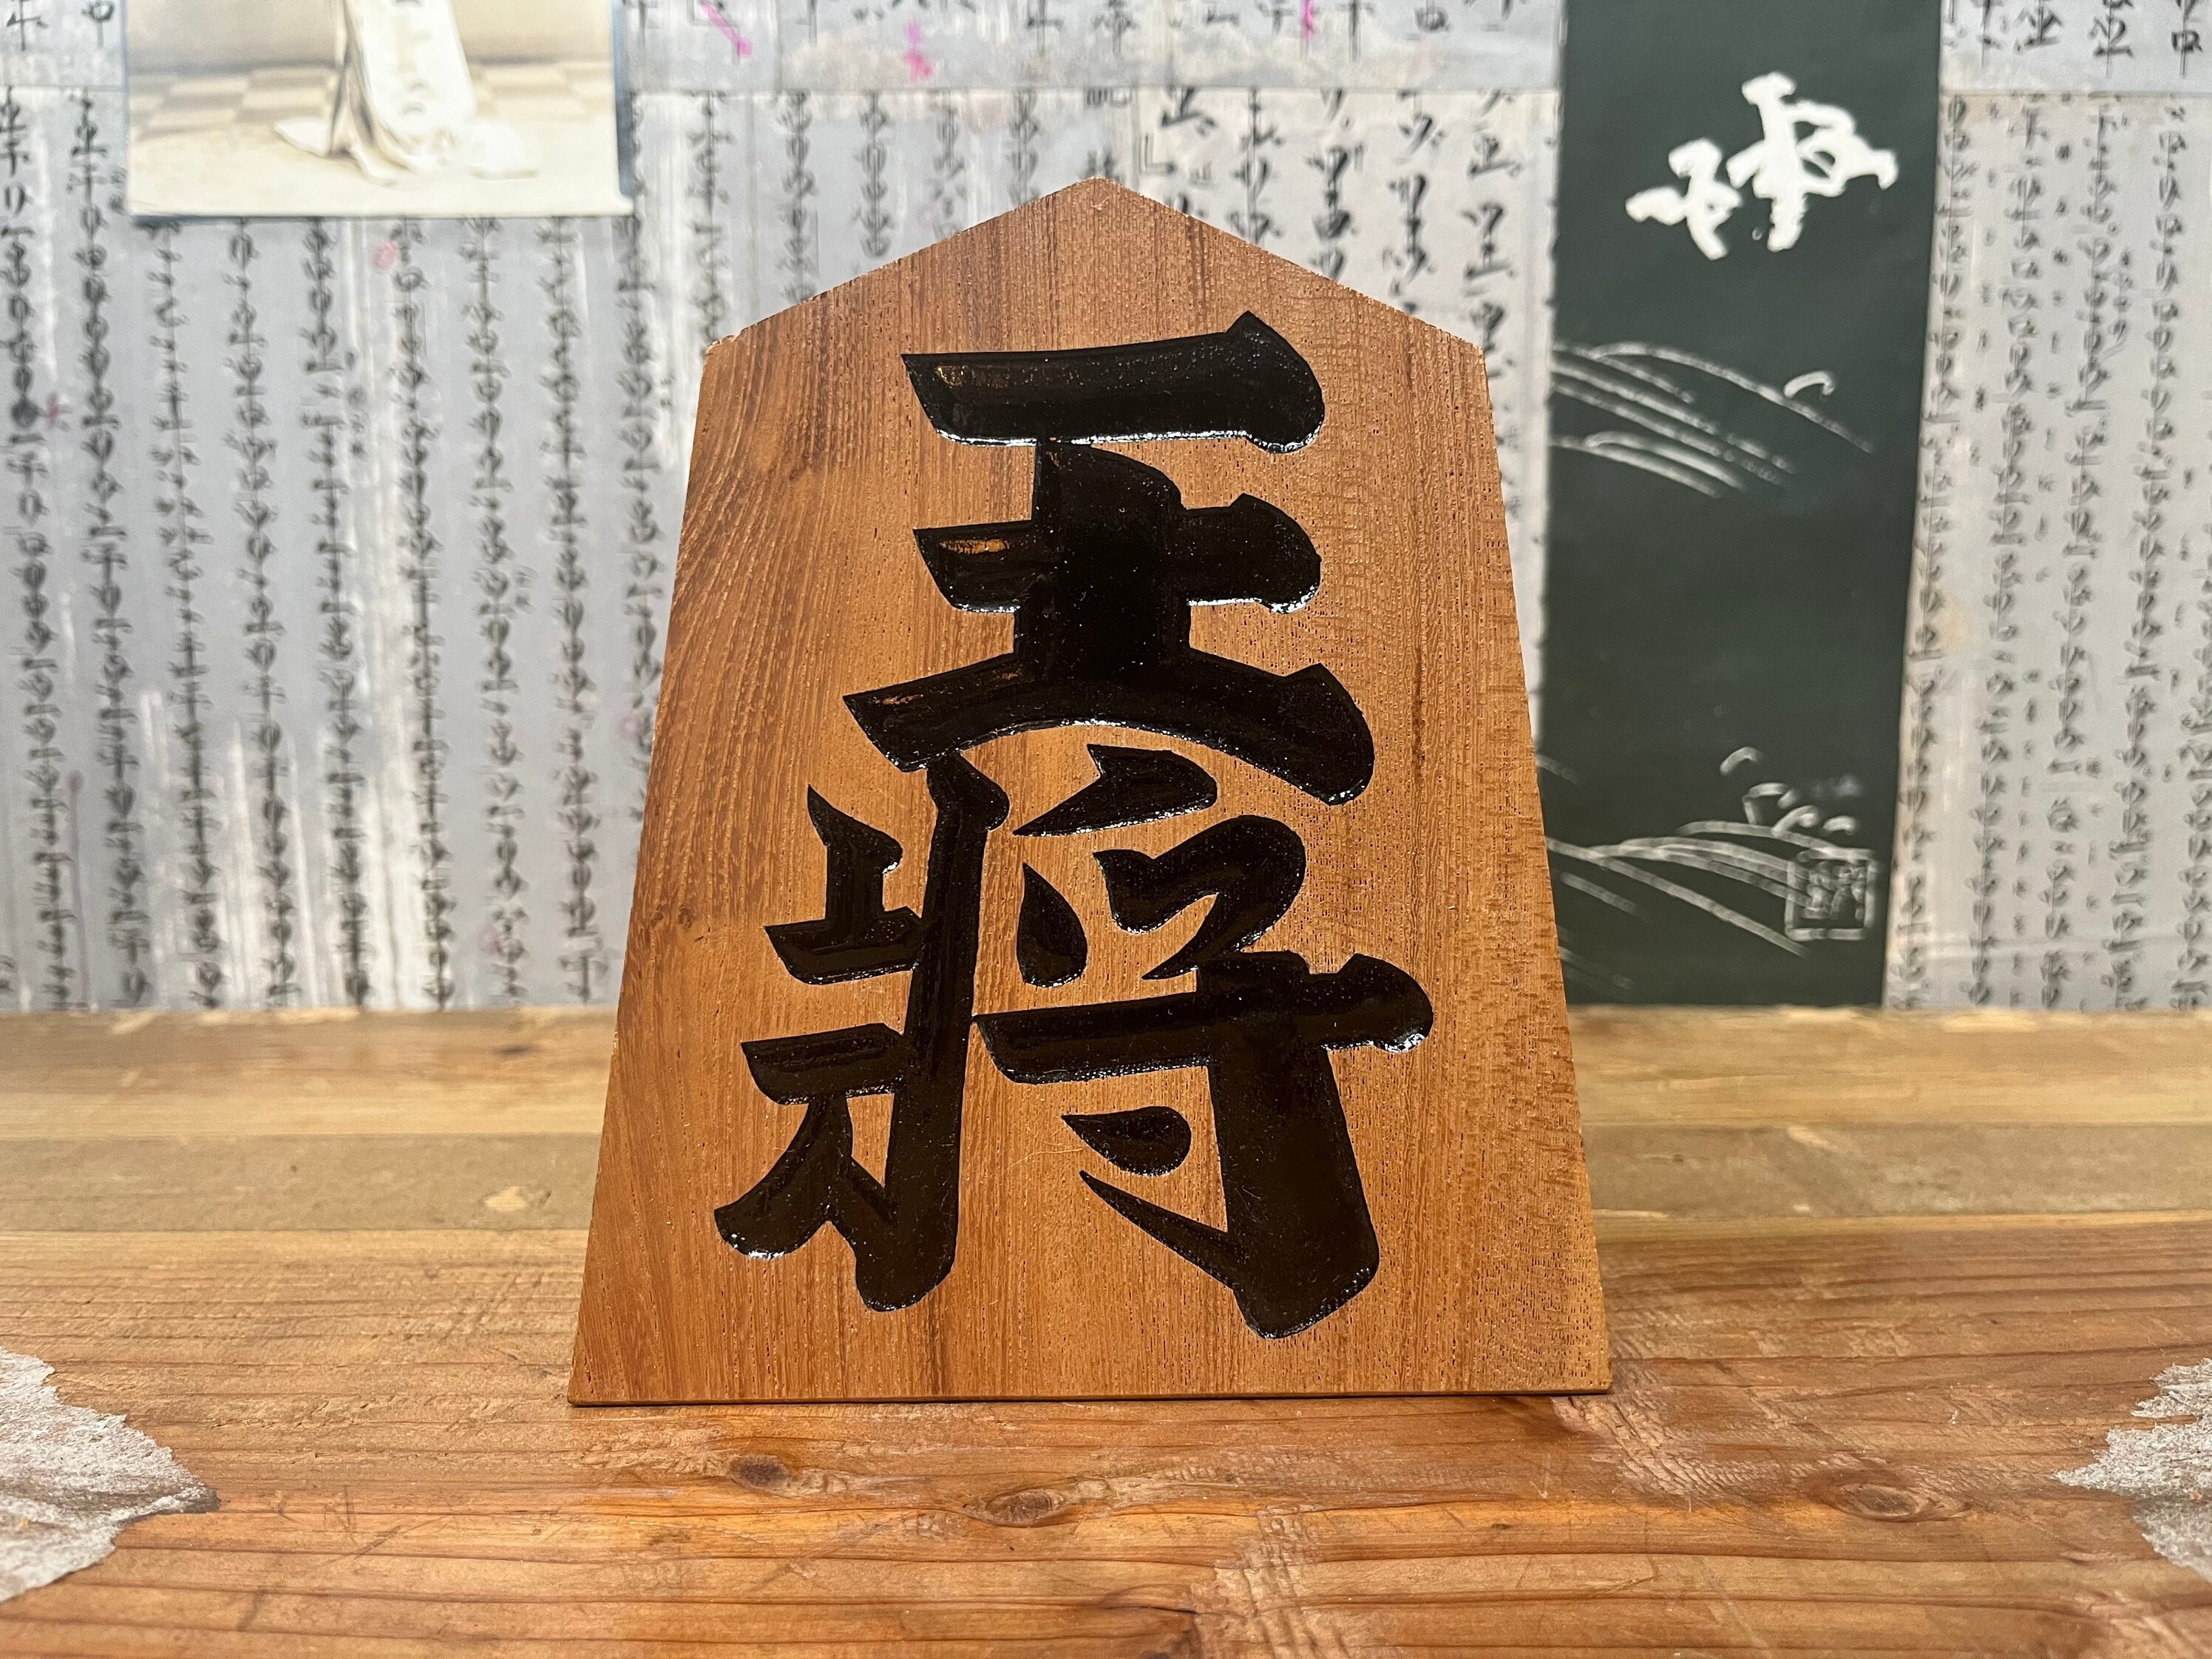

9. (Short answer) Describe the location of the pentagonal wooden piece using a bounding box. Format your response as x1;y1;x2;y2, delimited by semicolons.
571;178;1607;1402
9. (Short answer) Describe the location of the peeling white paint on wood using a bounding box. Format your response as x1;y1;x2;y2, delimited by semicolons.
0;1348;216;1601
2057;1358;2212;1583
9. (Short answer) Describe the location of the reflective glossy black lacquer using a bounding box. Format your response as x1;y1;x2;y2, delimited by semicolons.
980;953;1433;1339
1014;744;1218;838
848;444;1372;804
723;315;1434;1338
1015;865;1088;988
716;756;1006;1312
765;791;923;984
903;312;1325;452
1096;815;1306;980
1062;1105;1192;1176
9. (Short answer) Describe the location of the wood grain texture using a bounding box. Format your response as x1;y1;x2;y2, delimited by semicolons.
19;1004;2212;1138
0;1008;618;1139
3;1221;2211;1653
15;1009;2212;1235
572;178;1606;1402
4;1010;2212;1650
1570;1005;2212;1124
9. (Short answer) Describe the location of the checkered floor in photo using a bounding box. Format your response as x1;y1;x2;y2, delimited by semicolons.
129;61;616;138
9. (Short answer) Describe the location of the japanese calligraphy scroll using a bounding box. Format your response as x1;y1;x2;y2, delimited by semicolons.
570;177;1608;1402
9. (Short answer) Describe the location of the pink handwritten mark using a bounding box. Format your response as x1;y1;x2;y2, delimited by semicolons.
902;21;934;80
1300;0;1316;41
696;0;755;60
372;240;398;271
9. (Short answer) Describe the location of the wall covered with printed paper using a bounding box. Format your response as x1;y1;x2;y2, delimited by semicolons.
0;0;2207;1012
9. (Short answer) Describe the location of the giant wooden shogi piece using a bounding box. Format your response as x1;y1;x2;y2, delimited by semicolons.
571;178;1609;1402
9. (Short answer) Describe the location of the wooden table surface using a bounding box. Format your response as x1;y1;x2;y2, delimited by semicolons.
3;1006;2210;1654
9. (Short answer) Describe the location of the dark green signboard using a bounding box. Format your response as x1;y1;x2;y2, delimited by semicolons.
1540;0;1938;1003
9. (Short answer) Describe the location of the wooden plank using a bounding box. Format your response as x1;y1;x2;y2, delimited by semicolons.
576;178;1605;1402
6;1010;2212;1646
1;1220;2207;1652
1571;1005;2212;1125
0;1009;616;1140
15;1006;2212;1144
1586;1122;2212;1220
0;1136;601;1231
11;1008;2212;1238
11;1124;2212;1232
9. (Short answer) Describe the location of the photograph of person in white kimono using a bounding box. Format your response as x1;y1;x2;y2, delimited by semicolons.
127;0;626;217
276;0;540;186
